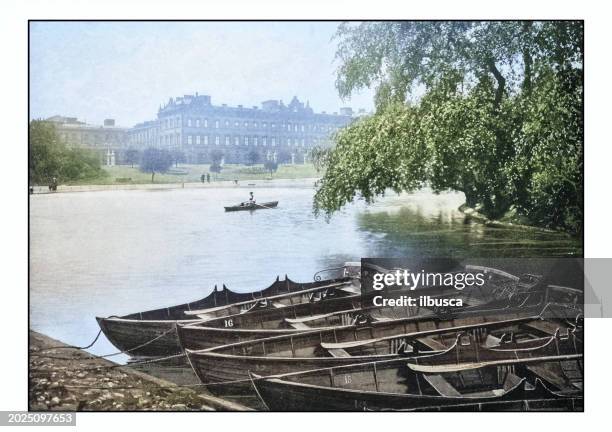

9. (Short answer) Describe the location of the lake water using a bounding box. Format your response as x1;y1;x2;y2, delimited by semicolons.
29;180;581;357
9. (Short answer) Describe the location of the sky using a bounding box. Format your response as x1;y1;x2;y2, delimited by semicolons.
29;21;375;127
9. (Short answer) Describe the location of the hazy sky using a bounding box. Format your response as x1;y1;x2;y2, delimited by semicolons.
29;21;375;127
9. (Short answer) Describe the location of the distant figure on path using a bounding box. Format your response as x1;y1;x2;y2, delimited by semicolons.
206;173;210;183
49;177;58;192
234;179;238;185
201;174;205;183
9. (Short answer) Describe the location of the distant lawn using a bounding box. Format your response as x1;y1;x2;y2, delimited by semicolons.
64;163;321;185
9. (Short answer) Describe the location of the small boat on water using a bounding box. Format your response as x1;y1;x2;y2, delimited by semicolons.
96;273;354;357
251;352;583;411
224;201;279;212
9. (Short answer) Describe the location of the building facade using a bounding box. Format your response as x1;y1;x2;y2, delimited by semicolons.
128;94;354;164
46;116;129;165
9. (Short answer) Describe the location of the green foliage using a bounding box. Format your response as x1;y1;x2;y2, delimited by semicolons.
245;149;260;166
124;148;140;168
210;149;224;164
139;147;173;182
263;159;279;176
29;120;106;185
316;21;583;235
314;104;428;215
209;163;222;174
276;150;292;164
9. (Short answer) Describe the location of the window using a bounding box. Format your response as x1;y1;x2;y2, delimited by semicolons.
215;120;219;129
234;136;239;145
286;123;290;131
204;135;209;145
271;123;276;129
301;138;305;147
301;124;305;132
271;137;276;146
244;121;249;128
294;138;299;146
262;137;267;146
263;122;267;128
254;137;258;146
196;135;201;145
188;119;192;127
196;119;200;127
253;122;258;128
225;120;230;128
294;124;298;132
187;135;193;145
244;136;249;146
215;135;220;145
235;121;239;128
204;119;209;128
176;117;181;127
225;136;230;145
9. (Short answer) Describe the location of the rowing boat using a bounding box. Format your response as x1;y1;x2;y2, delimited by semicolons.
251;353;583;411
176;279;504;351
96;274;353;357
185;306;574;394
224;201;279;212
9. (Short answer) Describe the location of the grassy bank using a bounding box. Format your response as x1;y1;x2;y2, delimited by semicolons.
63;163;320;186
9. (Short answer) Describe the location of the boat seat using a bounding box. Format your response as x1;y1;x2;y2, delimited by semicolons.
526;364;575;390
272;302;285;308
338;285;361;295
422;374;462;397
416;337;447;351
522;320;560;336
327;348;351;358
289;322;310;330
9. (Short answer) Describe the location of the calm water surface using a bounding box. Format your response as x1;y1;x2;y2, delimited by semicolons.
29;181;581;356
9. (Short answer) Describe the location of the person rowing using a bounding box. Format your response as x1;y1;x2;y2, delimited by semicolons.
240;191;256;207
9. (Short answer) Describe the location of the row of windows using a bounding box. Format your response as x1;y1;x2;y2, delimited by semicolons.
161;134;327;147
162;116;339;133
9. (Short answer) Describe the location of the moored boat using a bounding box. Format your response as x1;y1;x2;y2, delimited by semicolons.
96;273;354;357
251;354;583;411
184;307;573;394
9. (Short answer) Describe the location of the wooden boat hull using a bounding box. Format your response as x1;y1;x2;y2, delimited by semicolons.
252;355;583;411
185;311;567;394
96;317;187;357
224;201;279;212
96;275;352;357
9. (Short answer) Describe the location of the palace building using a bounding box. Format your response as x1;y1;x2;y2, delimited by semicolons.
128;94;355;164
45;116;129;165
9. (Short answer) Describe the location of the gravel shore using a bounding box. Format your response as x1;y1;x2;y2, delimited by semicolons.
28;331;250;411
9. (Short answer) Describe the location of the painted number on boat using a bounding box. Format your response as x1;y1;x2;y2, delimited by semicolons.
344;375;352;384
224;319;234;328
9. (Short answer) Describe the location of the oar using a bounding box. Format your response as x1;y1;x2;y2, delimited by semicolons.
254;202;276;210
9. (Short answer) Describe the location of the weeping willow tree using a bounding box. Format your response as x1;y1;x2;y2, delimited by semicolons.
314;21;583;235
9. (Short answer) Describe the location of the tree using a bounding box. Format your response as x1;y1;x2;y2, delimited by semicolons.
29;120;105;185
125;148;140;168
314;21;583;234
171;149;186;167
210;149;224;165
139;147;173;183
264;159;279;177
209;162;222;174
276;150;292;164
245;149;260;166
